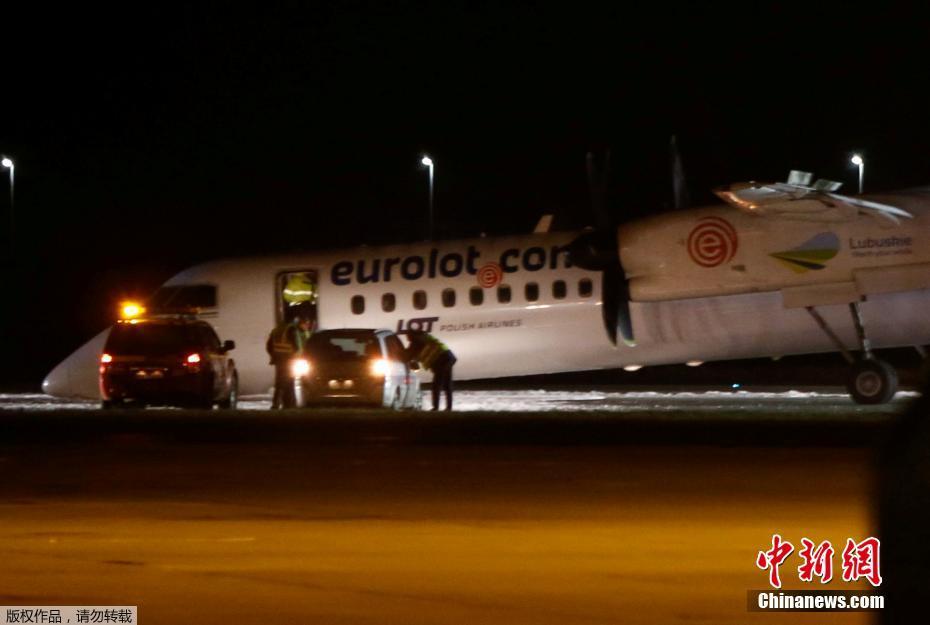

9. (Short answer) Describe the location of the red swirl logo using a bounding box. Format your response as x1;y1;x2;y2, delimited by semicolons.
477;262;503;288
687;217;738;267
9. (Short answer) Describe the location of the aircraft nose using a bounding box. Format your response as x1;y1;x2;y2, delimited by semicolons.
42;361;71;397
42;328;112;399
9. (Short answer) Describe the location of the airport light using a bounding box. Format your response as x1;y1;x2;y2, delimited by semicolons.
120;301;146;319
850;154;864;194
1;156;13;246
421;155;434;240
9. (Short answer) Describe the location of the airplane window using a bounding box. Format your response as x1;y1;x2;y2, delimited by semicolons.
442;288;456;308
579;278;593;298
382;293;396;312
498;285;512;304
413;290;427;310
553;280;567;299
525;282;539;302
469;287;484;306
351;295;365;315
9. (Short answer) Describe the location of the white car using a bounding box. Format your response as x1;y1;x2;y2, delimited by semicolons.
296;329;421;409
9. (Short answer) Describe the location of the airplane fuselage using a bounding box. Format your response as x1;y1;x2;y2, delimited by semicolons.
43;192;930;399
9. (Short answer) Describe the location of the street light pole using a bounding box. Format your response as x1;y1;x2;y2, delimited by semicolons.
421;155;434;240
1;157;13;247
850;154;864;194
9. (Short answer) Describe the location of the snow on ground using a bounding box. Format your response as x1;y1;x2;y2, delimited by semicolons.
0;389;919;412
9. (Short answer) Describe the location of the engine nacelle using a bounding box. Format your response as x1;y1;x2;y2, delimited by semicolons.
619;200;930;304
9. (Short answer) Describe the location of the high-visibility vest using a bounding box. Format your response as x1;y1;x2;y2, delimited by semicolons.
267;322;311;358
283;274;317;305
417;334;450;370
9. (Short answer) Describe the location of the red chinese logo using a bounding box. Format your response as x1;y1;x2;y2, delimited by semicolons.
687;216;738;267
798;538;834;584
756;534;794;589
757;535;881;588
842;537;883;587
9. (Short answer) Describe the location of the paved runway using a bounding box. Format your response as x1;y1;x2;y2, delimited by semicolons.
1;391;909;624
0;387;918;412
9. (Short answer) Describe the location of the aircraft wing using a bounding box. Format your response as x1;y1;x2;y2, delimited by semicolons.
780;262;930;308
714;181;912;224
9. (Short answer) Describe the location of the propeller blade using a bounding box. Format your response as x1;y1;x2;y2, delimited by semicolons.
617;276;635;346
602;265;635;347
602;265;619;346
586;151;612;230
575;149;635;346
670;135;690;210
564;230;616;272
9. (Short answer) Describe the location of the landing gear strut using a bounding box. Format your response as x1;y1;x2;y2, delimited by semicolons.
806;302;898;404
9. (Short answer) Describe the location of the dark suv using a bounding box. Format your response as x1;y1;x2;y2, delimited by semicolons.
99;316;238;409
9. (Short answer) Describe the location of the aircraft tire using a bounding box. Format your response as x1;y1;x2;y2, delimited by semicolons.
847;358;898;405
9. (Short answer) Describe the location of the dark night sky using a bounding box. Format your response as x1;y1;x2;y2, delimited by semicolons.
2;2;929;386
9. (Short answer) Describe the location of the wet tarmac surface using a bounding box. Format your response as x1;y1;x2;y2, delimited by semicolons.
0;387;919;412
1;389;911;624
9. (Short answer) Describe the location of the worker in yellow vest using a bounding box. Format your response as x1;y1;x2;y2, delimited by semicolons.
406;330;457;411
266;314;315;409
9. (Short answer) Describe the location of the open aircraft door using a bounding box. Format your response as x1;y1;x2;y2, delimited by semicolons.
276;269;320;325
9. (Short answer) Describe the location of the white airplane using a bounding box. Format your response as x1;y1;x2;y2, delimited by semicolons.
43;170;930;404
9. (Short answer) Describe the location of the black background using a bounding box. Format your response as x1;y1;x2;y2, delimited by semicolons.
2;2;928;388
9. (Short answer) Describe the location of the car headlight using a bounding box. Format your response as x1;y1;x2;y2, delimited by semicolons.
370;358;390;377
291;358;311;378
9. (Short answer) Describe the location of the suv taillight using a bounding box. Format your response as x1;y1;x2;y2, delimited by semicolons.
183;353;202;373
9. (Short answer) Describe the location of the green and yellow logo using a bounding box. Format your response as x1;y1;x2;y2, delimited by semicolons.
770;232;840;273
